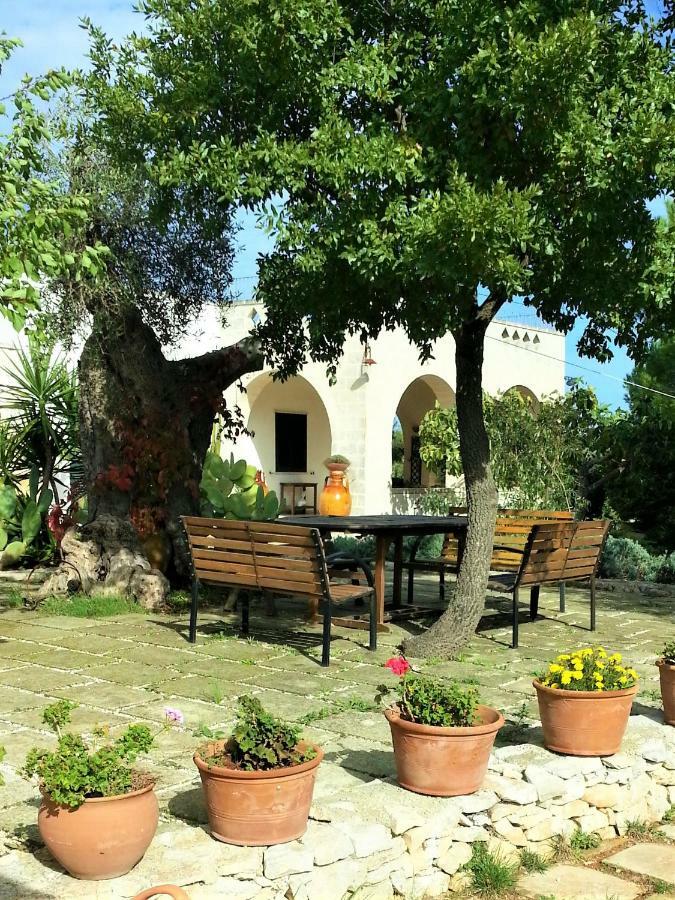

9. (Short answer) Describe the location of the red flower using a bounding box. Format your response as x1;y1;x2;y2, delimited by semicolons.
385;656;411;677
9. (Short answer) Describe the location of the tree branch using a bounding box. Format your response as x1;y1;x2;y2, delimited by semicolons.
178;335;264;390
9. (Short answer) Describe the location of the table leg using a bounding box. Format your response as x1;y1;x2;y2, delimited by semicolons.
392;535;403;608
374;535;390;625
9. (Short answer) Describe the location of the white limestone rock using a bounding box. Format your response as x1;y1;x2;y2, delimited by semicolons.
333;822;395;859
264;842;314;880
436;842;473;875
524;766;567;802
483;773;538;805
300;821;354;866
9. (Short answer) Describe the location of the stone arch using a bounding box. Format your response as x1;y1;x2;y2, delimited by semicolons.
503;383;541;412
236;372;332;508
393;374;455;487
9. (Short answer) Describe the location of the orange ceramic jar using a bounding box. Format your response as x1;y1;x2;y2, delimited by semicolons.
319;465;352;516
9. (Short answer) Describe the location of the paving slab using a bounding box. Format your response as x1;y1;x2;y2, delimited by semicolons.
518;863;642;899
604;842;675;884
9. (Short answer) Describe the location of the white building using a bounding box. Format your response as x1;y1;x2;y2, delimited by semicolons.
192;302;566;516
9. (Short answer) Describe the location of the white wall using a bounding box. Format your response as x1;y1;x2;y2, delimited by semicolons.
218;302;566;515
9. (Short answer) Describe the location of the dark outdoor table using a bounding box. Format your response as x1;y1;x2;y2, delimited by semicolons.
282;514;467;627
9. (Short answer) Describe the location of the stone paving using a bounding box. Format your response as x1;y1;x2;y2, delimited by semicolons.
0;574;673;898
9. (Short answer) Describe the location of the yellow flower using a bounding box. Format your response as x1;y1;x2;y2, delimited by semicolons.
627;669;638;680
609;653;622;663
581;648;593;657
597;647;607;657
549;664;563;673
573;659;584;671
570;670;583;680
557;654;570;662
560;671;572;685
620;675;628;685
549;683;559;689
595;661;606;669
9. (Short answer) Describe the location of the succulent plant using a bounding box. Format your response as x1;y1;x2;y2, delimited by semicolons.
200;452;279;521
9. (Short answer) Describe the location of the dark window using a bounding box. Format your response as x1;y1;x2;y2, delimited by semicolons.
275;412;307;472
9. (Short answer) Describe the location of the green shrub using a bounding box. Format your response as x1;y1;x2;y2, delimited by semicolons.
23;701;161;808
200;696;315;772
200;452;279;520
600;536;675;584
662;642;675;664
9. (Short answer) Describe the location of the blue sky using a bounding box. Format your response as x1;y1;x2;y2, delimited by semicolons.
4;0;668;408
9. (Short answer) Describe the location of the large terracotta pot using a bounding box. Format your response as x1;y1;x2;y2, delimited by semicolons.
657;659;675;726
384;704;504;797
193;740;323;845
319;465;352;516
38;783;158;880
534;679;638;756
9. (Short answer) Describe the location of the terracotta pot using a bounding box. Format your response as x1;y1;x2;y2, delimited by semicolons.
657;659;675;726
319;468;352;516
38;783;158;880
193;741;323;845
384;704;504;797
132;887;190;900
534;679;638;756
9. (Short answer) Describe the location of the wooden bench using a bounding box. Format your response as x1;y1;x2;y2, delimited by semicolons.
487;519;611;647
402;508;574;604
181;517;377;666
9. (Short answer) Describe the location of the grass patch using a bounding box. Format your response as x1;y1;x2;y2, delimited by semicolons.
37;593;144;618
464;842;518;897
0;588;24;609
663;805;675;823
205;681;226;704
624;819;665;840
651;879;673;894
519;848;550;873
299;695;377;725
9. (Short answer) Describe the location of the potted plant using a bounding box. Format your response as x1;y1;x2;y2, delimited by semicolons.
534;647;639;756
23;701;183;880
378;657;504;797
193;696;323;846
319;454;352;515
657;640;675;726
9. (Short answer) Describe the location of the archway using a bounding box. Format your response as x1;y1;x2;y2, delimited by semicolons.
393;375;455;488
233;373;332;512
503;384;541;413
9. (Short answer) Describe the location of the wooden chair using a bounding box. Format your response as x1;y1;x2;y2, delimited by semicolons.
181;517;377;666
402;508;574;604
486;519;610;647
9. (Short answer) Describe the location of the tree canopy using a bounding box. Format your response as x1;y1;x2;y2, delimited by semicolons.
81;0;675;652
0;40;107;330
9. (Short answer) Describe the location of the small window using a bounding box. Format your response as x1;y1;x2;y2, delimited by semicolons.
275;413;307;472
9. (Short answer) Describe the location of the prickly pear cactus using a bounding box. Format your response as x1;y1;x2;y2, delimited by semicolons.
200;452;280;521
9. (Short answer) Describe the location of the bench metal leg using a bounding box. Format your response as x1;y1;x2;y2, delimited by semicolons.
530;585;540;620
189;579;199;643
321;597;332;667
559;582;566;612
512;587;519;649
439;569;445;603
407;566;414;604
241;593;250;636
369;591;377;652
590;576;596;631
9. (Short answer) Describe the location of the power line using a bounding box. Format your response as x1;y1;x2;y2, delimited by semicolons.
486;333;675;401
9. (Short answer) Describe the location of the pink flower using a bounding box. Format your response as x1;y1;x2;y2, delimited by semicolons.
164;707;184;726
385;656;411;677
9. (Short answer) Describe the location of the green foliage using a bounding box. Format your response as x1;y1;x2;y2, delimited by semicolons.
600;536;675;584
463;842;518;897
420;383;609;512
37;593;144;618
0;745;5;786
23;701;155;808
0;39;107;327
623;819;665;839
208;696;315;772
569;829;601;851
600;338;675;551
663;643;675;665
200;452;279;521
379;672;479;728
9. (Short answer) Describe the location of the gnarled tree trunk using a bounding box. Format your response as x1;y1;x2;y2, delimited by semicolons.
404;317;498;658
41;307;262;606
